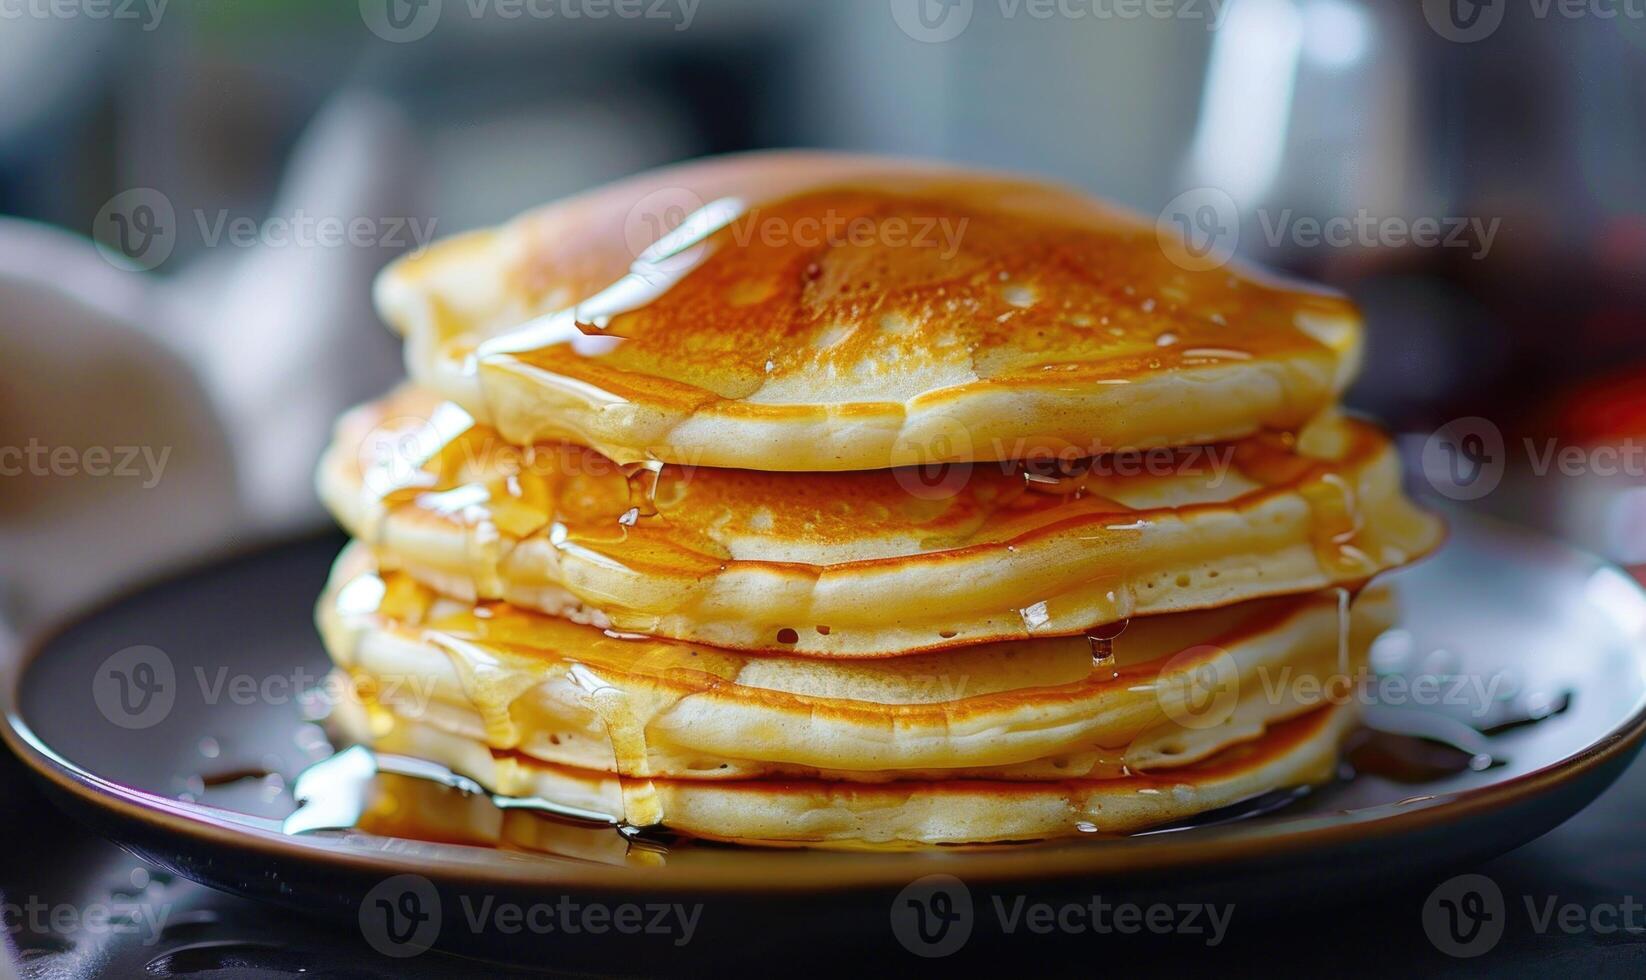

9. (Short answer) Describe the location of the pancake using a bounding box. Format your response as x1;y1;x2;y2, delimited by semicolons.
330;694;1356;845
319;386;1441;655
376;151;1363;472
320;542;1391;788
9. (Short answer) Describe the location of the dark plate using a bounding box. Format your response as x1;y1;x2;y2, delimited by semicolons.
5;513;1646;970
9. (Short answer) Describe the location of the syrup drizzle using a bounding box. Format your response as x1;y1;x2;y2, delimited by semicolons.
475;197;747;359
345;380;1418;657
279;602;1574;854
283;744;672;853
1085;618;1130;666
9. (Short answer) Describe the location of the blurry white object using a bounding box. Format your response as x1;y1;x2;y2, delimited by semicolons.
158;92;412;531
1187;0;1305;205
0;219;237;632
0;90;418;636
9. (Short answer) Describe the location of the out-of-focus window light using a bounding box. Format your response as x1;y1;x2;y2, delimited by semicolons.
1301;0;1373;70
1585;565;1646;638
1186;0;1304;205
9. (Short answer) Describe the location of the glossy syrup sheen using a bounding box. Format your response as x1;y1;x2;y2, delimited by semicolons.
325;544;1393;796
291;701;1348;854
375;153;1365;476
467;175;1357;411
346;387;1393;583
341;563;1311;719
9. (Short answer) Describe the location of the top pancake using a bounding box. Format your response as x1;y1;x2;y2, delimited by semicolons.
377;151;1362;471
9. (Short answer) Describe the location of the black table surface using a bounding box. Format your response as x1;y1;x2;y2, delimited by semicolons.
4;726;1646;977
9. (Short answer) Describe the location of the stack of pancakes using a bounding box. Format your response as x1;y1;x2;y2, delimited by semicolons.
315;152;1443;845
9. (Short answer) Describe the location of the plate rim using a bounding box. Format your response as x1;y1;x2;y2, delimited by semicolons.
6;522;1646;893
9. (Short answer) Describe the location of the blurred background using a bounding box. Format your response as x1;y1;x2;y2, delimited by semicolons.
2;0;1646;625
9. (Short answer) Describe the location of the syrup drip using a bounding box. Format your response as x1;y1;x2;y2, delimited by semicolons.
1335;585;1351;676
278;668;1573;853
1348;688;1573;780
566;663;666;828
1085;617;1130;666
347;384;1402;658
283;745;673;857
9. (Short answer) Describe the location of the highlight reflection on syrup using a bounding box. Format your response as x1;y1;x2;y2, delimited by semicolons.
474;196;747;360
270;673;1572;858
282;745;675;866
341;377;1418;657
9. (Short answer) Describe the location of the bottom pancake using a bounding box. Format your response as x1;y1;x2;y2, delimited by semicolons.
321;544;1392;786
329;695;1355;845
